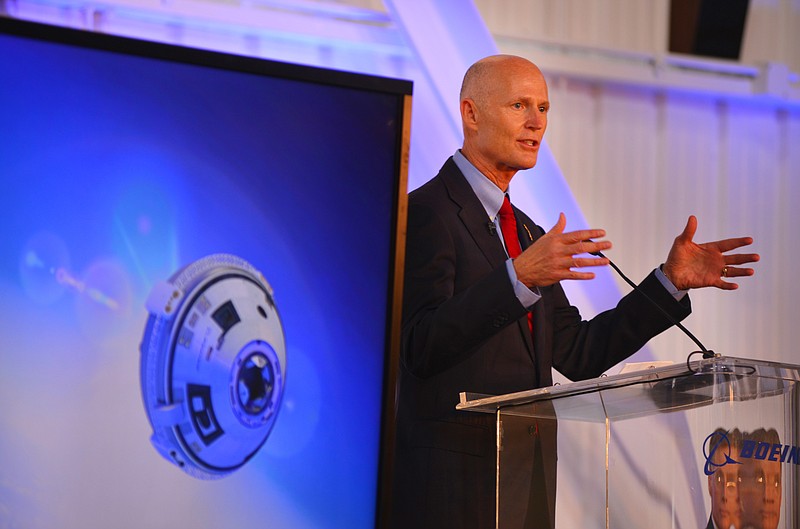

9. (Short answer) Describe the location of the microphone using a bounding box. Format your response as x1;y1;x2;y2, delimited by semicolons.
590;247;716;361
487;221;497;236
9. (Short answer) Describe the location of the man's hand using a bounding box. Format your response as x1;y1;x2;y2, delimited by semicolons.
662;215;759;291
513;213;611;288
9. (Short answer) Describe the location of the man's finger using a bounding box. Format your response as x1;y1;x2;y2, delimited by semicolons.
677;215;698;243
571;239;611;256
714;237;755;253
547;212;567;235
564;229;607;244
571;256;610;268
725;253;760;266
567;270;596;281
722;266;755;278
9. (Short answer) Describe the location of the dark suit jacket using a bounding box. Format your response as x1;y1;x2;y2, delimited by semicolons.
391;158;692;529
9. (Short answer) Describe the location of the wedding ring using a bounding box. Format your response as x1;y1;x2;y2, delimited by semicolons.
722;266;728;278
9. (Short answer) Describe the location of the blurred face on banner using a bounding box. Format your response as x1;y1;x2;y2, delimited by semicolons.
739;457;781;529
708;462;742;529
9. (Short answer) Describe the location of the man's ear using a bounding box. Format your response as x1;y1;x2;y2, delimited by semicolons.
460;98;479;131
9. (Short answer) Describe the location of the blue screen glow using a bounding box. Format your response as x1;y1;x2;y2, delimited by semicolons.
0;24;404;529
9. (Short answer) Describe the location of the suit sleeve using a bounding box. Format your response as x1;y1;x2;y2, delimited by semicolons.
549;270;692;381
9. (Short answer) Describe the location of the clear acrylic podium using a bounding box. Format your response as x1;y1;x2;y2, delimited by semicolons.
457;356;799;529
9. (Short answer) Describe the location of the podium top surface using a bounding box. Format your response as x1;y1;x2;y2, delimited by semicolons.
456;356;800;423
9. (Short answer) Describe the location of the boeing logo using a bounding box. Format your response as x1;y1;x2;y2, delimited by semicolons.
740;439;800;464
703;430;741;476
702;429;800;476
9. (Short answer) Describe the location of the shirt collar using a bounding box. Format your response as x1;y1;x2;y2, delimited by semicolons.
453;149;506;220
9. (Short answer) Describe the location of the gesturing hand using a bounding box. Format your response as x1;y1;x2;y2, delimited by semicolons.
662;215;760;291
513;213;611;288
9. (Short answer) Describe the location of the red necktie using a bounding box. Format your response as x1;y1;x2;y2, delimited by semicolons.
497;195;534;334
498;195;522;258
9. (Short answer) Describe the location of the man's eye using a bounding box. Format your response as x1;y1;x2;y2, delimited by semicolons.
539;106;548;113
513;102;523;109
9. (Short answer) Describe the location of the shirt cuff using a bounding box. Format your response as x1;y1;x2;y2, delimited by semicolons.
506;259;541;309
655;265;688;301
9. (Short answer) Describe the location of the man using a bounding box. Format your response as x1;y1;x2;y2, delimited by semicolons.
706;428;743;529
391;55;759;529
739;429;782;529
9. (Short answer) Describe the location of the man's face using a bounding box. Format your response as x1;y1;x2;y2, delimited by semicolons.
708;464;742;529
739;458;781;529
464;59;549;182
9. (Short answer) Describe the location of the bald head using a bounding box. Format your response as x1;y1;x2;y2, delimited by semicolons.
460;55;543;106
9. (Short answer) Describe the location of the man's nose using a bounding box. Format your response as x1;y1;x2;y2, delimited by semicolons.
763;481;779;502
526;110;545;129
722;482;737;501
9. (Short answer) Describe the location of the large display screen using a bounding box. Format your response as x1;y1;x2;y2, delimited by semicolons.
0;17;410;529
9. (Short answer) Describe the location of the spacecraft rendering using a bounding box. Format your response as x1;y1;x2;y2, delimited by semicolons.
140;254;286;479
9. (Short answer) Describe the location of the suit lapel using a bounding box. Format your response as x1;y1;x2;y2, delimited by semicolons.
440;158;545;380
438;159;508;269
516;214;536;251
